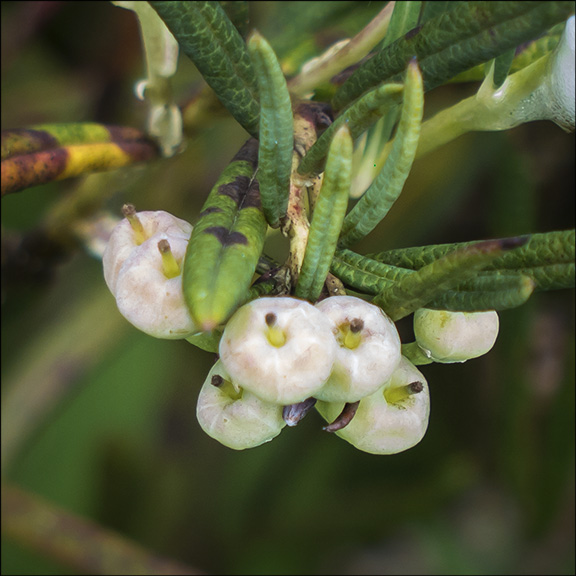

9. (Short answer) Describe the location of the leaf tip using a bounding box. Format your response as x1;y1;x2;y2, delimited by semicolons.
247;29;263;47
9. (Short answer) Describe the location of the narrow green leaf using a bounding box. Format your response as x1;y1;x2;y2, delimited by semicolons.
429;273;535;311
373;237;528;320
182;139;268;331
219;1;250;38
331;249;410;294
247;31;293;228
331;249;536;311
449;26;564;83
369;229;576;291
382;1;422;48
514;263;575;292
295;125;353;302
362;0;422;174
148;0;260;136
420;1;459;24
332;1;575;111
338;60;423;248
298;82;404;177
492;48;516;88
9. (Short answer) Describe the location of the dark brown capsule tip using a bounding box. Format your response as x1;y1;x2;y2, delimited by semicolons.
265;312;277;327
122;203;136;218
157;238;170;253
408;381;424;394
349;318;364;333
211;375;224;387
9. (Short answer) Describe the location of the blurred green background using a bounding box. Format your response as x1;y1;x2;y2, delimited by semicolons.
1;2;574;574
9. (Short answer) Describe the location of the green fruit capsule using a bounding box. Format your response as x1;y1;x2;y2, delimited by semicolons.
196;360;286;450
182;139;268;331
413;308;500;363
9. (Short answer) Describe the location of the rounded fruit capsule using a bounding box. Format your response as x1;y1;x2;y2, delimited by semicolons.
103;208;192;293
413;308;499;363
317;356;430;455
314;296;401;403
103;208;196;339
196;360;286;450
219;297;337;405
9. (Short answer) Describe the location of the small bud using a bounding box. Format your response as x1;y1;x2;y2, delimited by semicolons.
316;357;430;455
413;308;499;363
282;397;317;427
314;296;402;403
196;361;286;450
219;297;337;405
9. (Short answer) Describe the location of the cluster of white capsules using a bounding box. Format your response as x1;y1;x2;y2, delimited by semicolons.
102;213;500;454
198;295;430;454
102;205;197;339
198;297;502;453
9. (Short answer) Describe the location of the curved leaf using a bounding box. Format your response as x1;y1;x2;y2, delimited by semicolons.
298;82;403;177
248;31;293;228
369;229;576;291
149;0;260;136
332;1;575;111
295;125;353;302
182;139;267;331
1;124;158;196
338;60;423;248
373;237;529;320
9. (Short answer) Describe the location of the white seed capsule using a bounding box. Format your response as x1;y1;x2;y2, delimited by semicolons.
219;297;337;405
103;209;196;339
103;209;192;293
314;296;402;403
413;308;499;363
317;356;430;455
196;361;286;450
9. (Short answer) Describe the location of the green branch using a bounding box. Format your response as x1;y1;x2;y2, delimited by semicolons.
1;483;203;575
1;124;158;196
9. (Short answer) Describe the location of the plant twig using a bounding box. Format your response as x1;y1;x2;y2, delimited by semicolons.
1;483;204;575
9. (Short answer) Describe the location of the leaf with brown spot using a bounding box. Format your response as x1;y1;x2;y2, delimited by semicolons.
182;139;268;331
